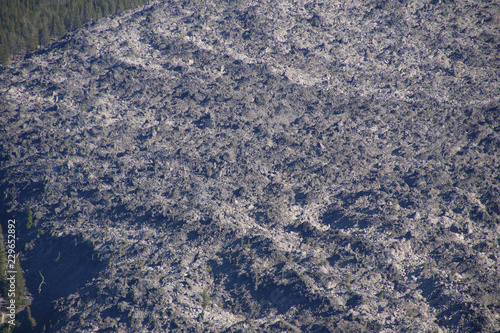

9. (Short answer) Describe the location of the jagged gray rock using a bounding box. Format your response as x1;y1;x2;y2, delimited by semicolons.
1;0;500;332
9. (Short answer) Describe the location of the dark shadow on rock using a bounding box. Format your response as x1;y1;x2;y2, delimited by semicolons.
403;171;420;188
294;191;308;205
435;302;488;332
321;209;357;229
286;221;322;238
23;234;107;331
346;294;363;308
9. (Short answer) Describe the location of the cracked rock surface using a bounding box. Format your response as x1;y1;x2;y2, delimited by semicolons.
1;0;500;332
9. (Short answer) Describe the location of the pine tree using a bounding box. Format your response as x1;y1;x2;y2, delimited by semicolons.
14;256;27;305
26;208;33;230
27;306;37;329
8;31;23;60
101;1;110;17
39;21;51;47
0;33;11;65
0;224;8;297
51;15;66;39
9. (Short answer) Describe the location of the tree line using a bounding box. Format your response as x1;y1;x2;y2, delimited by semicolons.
0;221;29;332
0;0;149;65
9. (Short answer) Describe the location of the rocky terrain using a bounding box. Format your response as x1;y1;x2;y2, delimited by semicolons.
1;0;500;331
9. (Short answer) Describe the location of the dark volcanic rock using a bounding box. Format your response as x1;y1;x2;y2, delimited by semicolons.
1;0;500;332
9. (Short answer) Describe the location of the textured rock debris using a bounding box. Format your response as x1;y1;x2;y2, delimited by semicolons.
0;0;500;332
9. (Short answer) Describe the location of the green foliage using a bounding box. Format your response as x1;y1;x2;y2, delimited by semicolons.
119;241;128;256
201;289;211;308
64;207;74;218
0;231;28;332
129;313;136;327
0;0;149;64
27;306;37;329
405;307;419;317
390;199;399;214
26;208;33;230
346;272;353;293
205;163;213;178
0;224;8;297
14;257;27;306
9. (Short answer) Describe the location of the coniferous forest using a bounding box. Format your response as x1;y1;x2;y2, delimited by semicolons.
0;0;149;65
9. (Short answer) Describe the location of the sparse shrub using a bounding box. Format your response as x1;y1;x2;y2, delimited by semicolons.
65;207;74;218
131;312;138;325
390;199;399;214
346;272;353;292
205;163;213;178
201;289;211;308
26;208;33;230
27;306;37;328
423;260;437;276
14;257;27;305
405;307;419;317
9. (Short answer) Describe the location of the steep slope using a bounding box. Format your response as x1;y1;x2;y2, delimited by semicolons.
1;0;500;332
